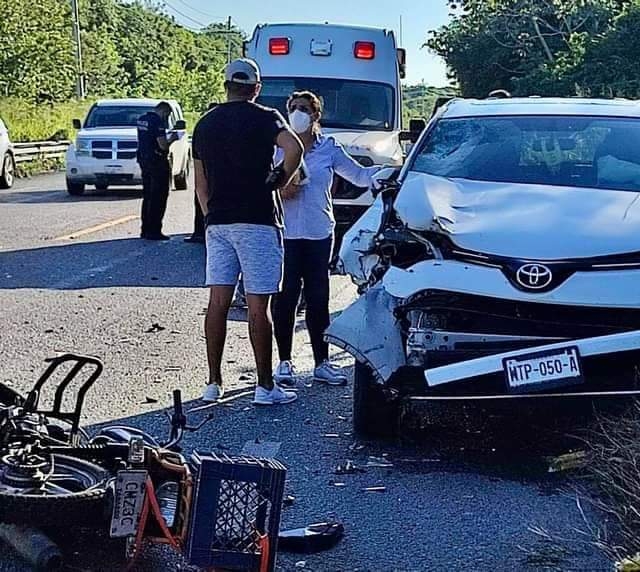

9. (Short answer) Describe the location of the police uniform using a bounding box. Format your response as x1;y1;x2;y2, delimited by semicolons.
136;111;171;239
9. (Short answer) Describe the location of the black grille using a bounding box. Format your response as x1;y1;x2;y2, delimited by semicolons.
117;141;137;149
397;290;640;339
92;150;112;159
117;151;136;160
92;140;111;149
332;155;373;199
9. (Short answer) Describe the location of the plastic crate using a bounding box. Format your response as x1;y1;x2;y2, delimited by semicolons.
185;452;287;572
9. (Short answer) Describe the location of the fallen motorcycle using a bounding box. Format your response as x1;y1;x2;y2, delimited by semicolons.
0;353;209;567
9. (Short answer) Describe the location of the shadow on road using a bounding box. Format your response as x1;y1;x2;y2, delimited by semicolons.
0;236;207;290
0;186;144;205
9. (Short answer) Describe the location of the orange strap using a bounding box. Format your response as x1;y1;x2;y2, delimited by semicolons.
126;477;180;570
258;534;270;572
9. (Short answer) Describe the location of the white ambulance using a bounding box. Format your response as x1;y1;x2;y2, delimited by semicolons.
243;22;418;241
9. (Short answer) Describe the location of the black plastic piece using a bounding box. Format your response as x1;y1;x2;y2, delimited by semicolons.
278;522;345;554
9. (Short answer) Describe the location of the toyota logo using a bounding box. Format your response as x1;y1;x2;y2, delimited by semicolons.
516;263;553;290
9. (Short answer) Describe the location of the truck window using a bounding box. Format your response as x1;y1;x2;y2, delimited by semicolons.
257;78;394;132
84;105;155;128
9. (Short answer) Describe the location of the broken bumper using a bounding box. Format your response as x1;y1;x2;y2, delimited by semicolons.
425;329;640;393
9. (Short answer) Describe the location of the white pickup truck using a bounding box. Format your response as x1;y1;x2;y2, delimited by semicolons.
65;98;190;196
0;117;14;189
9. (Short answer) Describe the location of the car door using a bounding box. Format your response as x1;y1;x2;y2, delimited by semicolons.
168;104;187;176
0;118;9;159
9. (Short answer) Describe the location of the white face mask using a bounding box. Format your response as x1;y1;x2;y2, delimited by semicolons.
288;110;312;134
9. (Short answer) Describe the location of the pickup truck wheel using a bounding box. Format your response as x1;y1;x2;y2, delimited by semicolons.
0;152;15;189
66;180;85;196
353;361;399;438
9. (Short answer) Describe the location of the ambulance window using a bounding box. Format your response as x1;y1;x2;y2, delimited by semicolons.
256;77;394;131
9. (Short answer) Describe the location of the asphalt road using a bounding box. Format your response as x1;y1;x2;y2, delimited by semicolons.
0;174;612;571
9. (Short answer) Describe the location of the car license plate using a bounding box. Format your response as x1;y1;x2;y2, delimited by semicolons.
503;346;583;392
110;470;147;538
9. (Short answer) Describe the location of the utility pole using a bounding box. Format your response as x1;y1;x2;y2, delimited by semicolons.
226;16;232;64
70;0;85;99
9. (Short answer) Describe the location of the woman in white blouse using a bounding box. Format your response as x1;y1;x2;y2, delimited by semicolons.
272;90;381;387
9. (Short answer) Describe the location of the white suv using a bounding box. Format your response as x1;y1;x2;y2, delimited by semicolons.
0;117;15;189
65;98;190;196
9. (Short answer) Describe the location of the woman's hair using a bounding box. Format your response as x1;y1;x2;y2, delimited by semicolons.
287;90;322;135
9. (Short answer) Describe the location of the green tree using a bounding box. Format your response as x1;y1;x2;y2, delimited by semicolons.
0;0;75;100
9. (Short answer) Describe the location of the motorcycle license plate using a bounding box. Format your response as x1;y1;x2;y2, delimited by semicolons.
110;470;147;538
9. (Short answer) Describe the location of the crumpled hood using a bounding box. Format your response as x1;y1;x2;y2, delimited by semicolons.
394;172;640;259
76;127;138;140
324;128;403;164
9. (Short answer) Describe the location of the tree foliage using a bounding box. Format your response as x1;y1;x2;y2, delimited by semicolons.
427;0;640;98
0;0;243;111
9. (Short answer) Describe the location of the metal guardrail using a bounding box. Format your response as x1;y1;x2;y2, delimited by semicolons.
13;141;70;163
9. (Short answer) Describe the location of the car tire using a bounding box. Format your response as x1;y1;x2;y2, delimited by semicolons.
66;179;85;196
353;361;399;439
0;152;15;189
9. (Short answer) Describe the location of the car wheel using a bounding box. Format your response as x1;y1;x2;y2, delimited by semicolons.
353;361;399;438
66;179;85;196
0;152;15;189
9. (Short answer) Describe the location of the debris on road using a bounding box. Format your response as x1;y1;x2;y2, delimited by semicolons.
363;486;387;493
239;373;254;381
145;323;166;334
279;522;345;553
295;561;307;568
334;460;365;475
548;451;587;473
145;396;159;404
366;456;394;469
322;433;340;438
283;495;296;507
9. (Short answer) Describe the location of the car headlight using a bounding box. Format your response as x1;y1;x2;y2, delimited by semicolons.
76;139;91;156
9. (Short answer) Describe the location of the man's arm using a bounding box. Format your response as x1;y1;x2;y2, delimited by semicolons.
275;129;303;188
194;159;209;216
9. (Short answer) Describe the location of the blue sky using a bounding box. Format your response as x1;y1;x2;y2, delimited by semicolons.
161;0;453;87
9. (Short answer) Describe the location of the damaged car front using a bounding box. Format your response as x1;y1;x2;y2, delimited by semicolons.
327;97;640;437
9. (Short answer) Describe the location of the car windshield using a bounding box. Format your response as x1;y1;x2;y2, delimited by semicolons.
256;77;394;131
412;115;640;192
84;105;155;128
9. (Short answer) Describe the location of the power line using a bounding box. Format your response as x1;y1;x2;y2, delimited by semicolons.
161;0;209;28
171;0;225;20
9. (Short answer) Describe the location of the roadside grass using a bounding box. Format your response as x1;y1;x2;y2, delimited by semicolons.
581;401;640;570
0;98;93;142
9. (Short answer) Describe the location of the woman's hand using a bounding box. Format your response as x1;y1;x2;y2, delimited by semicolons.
280;182;300;200
280;171;302;200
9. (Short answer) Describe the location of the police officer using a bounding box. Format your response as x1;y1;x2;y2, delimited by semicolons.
136;101;179;240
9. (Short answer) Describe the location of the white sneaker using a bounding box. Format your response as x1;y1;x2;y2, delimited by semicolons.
253;384;298;406
274;361;297;387
314;360;348;386
202;383;224;402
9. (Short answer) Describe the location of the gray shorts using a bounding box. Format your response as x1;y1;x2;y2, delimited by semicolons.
205;224;284;295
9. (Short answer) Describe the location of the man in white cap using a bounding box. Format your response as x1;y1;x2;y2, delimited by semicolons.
192;58;304;405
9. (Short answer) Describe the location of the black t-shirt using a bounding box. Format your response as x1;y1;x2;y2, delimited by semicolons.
136;112;167;165
192;101;287;227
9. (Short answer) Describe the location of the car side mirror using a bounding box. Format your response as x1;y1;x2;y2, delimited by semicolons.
72;119;82;130
174;119;186;130
399;118;426;144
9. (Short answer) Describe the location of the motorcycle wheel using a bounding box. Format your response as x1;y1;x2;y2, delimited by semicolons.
0;453;110;528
